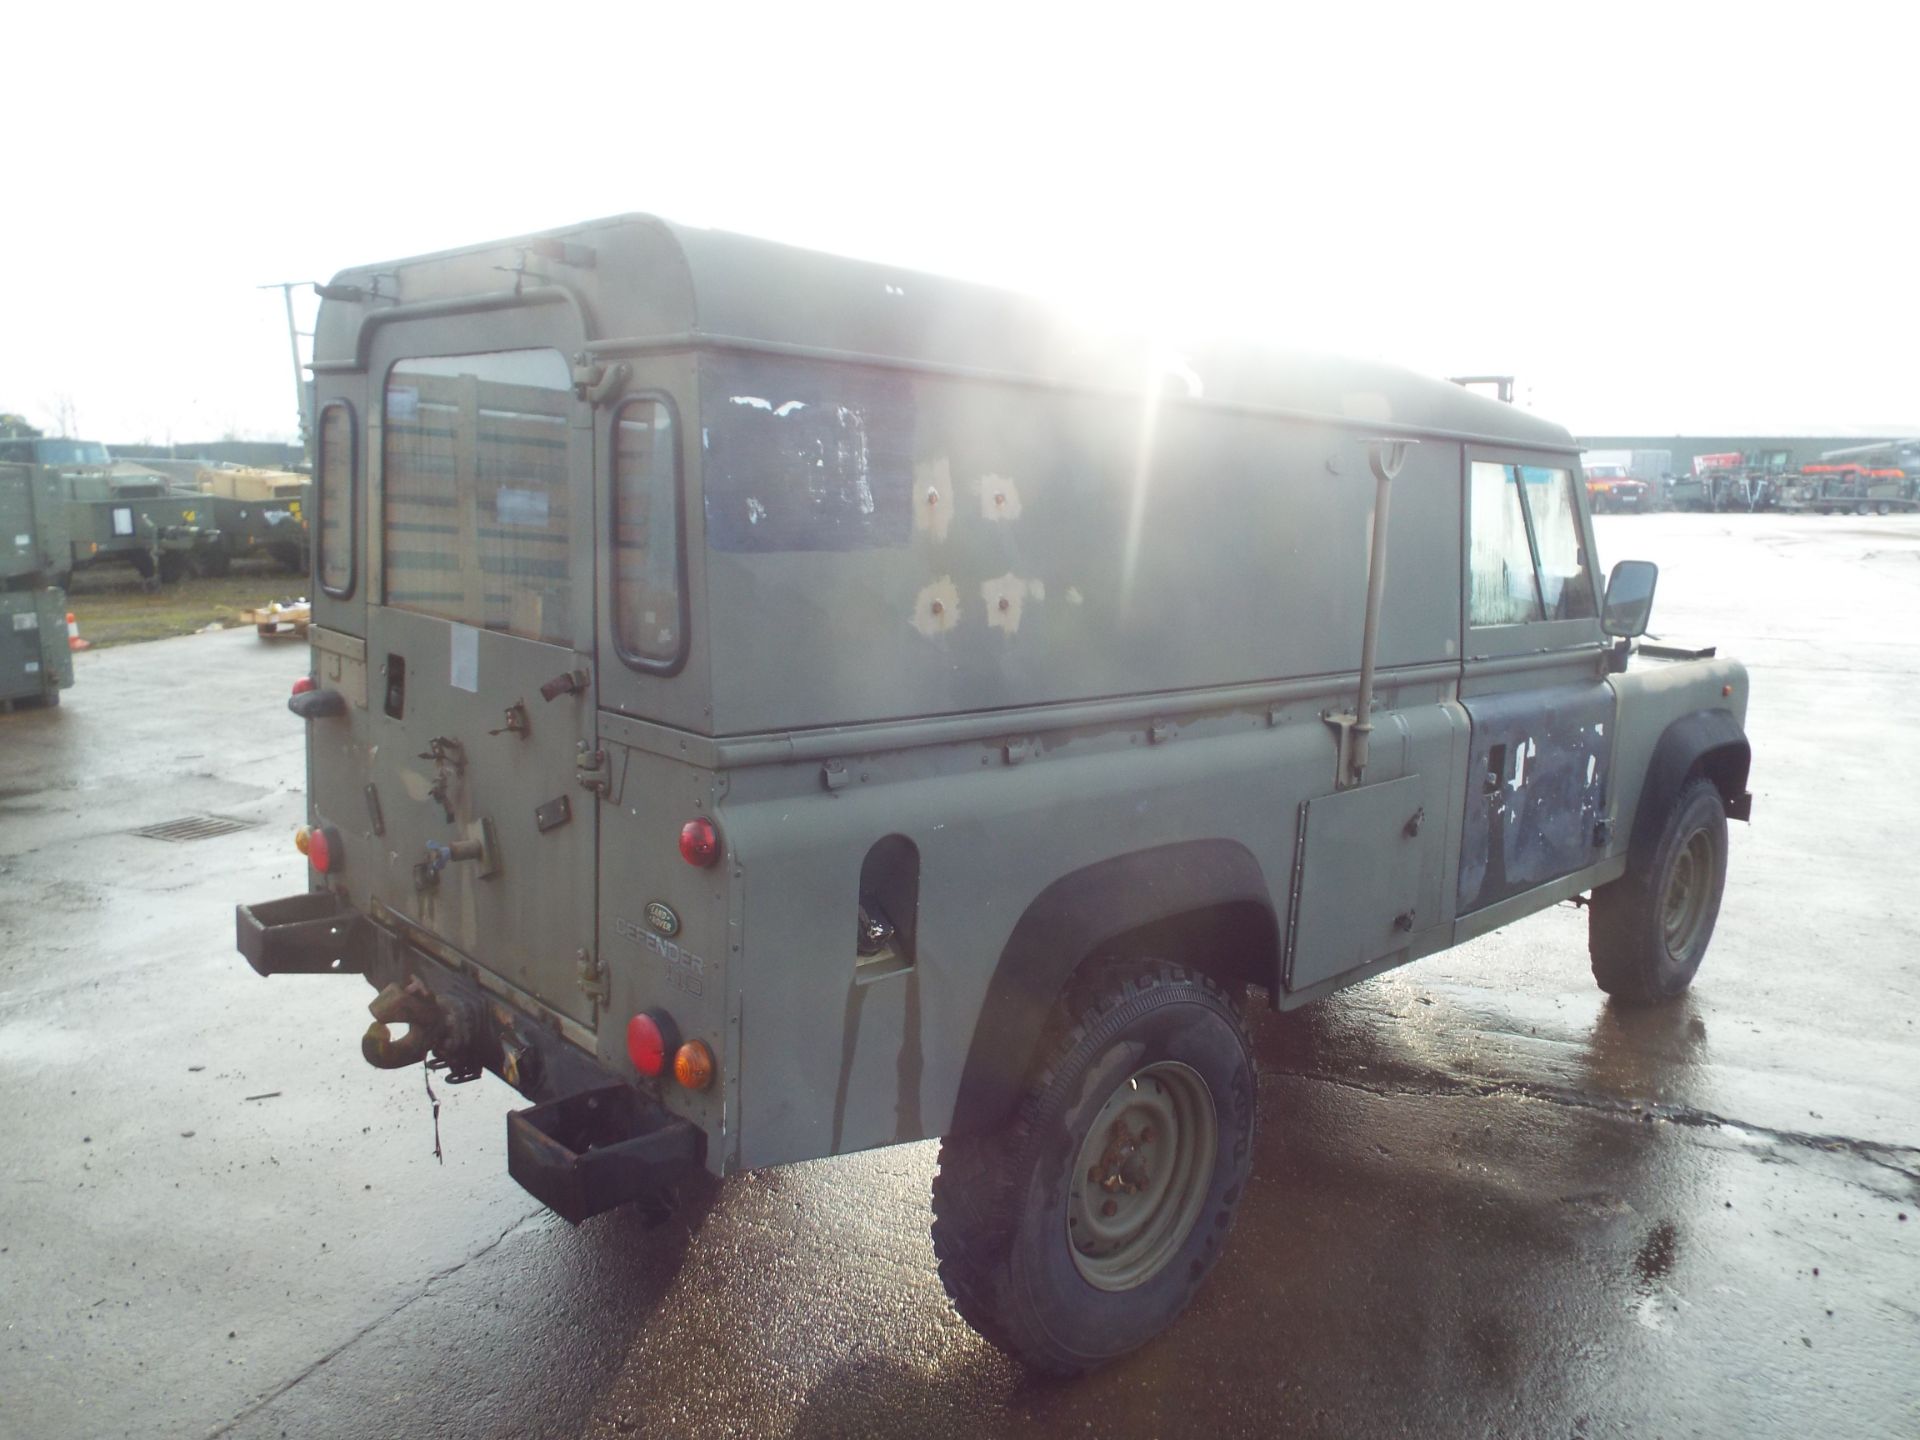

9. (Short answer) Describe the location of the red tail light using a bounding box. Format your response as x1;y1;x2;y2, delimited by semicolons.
291;675;317;696
626;1010;679;1077
678;817;720;868
307;824;341;874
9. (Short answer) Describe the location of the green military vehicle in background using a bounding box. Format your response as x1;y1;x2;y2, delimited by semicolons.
0;462;75;709
0;437;224;584
238;215;1754;1373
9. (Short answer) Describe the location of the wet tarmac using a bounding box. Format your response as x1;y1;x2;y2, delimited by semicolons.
2;513;1916;1439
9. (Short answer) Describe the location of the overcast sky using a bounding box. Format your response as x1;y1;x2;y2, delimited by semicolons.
4;3;1914;445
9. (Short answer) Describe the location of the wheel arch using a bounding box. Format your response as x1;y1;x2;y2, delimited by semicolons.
1630;708;1751;855
947;839;1278;1138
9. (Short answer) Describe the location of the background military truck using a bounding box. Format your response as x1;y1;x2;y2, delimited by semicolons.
0;461;75;708
0;437;225;584
238;215;1753;1374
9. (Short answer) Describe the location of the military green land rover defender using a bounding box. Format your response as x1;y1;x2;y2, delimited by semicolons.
238;215;1752;1373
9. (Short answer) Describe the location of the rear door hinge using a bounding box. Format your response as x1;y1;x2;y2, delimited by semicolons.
576;946;607;1006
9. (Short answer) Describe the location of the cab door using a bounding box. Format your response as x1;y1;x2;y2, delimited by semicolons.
1456;454;1613;913
360;328;602;1029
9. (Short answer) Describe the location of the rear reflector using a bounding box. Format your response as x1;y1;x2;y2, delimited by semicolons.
291;675;317;696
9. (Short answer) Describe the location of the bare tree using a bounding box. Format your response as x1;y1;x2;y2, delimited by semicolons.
49;394;80;438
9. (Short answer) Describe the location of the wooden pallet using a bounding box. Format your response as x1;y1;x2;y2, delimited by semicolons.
243;601;311;639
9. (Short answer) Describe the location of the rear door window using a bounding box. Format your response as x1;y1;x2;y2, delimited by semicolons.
382;349;574;644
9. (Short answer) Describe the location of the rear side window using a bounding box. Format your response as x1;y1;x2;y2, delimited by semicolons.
382;349;574;645
612;399;684;667
1469;461;1597;625
317;402;355;596
700;352;914;553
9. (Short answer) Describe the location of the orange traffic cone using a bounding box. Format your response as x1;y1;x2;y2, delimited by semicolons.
67;612;89;652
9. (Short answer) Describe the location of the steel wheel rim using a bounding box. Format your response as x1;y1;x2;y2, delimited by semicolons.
1067;1061;1218;1292
1662;830;1713;960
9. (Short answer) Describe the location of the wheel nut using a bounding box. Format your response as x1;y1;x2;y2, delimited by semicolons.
1102;1199;1118;1217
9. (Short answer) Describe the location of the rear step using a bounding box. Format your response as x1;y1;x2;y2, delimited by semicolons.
236;891;371;976
506;1085;703;1225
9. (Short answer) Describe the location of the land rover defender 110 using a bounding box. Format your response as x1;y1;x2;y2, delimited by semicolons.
238;215;1753;1373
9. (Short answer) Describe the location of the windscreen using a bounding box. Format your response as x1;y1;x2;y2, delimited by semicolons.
382;349;574;645
33;440;111;466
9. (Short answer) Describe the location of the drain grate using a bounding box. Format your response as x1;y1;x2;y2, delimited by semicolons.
133;814;258;843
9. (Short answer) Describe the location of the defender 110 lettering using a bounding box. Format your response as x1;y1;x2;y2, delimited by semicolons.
238;214;1753;1373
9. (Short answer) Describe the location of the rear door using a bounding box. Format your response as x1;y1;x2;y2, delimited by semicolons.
363;334;601;1028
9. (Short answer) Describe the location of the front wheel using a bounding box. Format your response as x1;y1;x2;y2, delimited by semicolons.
1589;777;1729;1005
931;959;1255;1374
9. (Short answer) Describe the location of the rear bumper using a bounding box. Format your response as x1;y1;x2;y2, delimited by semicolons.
236;890;704;1222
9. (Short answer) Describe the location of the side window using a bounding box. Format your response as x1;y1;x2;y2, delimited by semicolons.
1469;462;1541;624
1469;461;1597;626
611;399;684;667
317;402;354;597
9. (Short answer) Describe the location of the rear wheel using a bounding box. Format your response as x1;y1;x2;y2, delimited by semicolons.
931;959;1255;1374
156;552;189;585
1589;777;1728;1005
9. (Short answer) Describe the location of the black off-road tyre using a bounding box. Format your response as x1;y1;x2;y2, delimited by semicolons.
1589;777;1728;1006
930;959;1256;1374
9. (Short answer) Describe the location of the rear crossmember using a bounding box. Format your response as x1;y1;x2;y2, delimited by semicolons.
236;892;701;1223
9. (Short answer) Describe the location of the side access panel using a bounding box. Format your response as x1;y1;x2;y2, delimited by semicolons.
1285;774;1432;992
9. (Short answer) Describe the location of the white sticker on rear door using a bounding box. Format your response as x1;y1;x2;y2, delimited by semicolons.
11;612;36;631
495;488;550;528
13;533;28;546
449;622;479;693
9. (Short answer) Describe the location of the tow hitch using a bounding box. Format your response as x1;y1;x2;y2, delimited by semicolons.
362;978;443;1070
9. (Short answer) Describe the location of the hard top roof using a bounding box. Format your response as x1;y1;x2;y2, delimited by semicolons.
321;213;1576;451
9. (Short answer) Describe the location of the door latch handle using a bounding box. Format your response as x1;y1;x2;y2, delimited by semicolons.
575;743;610;798
540;670;589;703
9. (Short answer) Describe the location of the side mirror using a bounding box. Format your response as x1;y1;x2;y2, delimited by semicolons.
1602;559;1658;638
